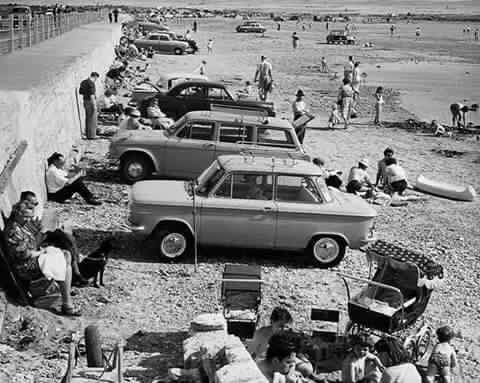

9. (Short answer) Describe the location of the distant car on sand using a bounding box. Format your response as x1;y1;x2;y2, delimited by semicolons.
326;30;356;44
236;21;266;33
134;33;191;55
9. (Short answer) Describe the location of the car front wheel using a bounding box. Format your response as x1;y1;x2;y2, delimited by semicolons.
120;153;153;184
155;227;193;260
307;236;346;268
174;48;183;55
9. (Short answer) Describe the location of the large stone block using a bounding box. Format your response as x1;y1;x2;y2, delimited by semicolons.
215;360;268;383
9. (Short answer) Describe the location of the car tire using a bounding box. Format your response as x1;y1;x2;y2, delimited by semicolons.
174;48;183;55
154;225;193;261
307;235;346;268
120;153;153;184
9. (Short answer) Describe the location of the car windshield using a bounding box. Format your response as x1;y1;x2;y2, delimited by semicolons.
195;161;225;196
314;176;333;203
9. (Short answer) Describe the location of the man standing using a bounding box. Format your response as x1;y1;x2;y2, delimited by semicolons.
193;20;198;32
254;55;273;101
292;89;308;143
344;55;354;81
79;72;100;139
292;32;299;49
113;8;119;23
108;11;113;23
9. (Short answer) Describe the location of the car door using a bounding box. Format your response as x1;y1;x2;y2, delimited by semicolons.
163;120;217;179
199;172;277;248
274;174;326;250
215;123;253;158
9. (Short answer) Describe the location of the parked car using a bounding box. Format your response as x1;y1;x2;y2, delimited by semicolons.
131;74;209;104
236;21;266;33
109;110;308;183
149;31;198;53
127;155;376;267
326;30;356;44
138;80;275;120
134;33;191;55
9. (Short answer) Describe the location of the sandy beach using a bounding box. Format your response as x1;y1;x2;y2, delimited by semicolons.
1;7;480;383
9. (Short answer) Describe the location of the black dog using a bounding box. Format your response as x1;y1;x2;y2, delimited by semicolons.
79;239;113;288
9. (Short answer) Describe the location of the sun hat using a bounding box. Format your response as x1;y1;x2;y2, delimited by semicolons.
130;109;141;117
296;89;305;97
359;158;370;168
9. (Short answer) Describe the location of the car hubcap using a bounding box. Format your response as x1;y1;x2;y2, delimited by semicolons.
161;233;187;258
127;162;144;179
313;238;339;264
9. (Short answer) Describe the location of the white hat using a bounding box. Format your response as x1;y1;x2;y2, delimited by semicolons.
359;158;369;168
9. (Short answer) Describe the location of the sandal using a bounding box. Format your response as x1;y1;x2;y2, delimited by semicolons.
61;305;82;317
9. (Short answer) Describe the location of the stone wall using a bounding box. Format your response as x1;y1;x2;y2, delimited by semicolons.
0;22;121;218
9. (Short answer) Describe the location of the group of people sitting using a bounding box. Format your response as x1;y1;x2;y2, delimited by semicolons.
344;147;408;199
2;151;107;316
248;307;457;383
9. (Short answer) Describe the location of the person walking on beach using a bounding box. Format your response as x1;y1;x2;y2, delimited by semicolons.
415;26;421;39
474;28;479;41
338;78;354;129
113;8;119;23
374;86;384;126
79;72;100;139
254;56;273;101
292;32;299;49
108;11;113;23
195;60;207;76
320;56;329;73
390;24;395;36
326;21;329;31
207;38;214;54
344;55;354;81
193;20;198;32
277;22;281;31
292;89;309;143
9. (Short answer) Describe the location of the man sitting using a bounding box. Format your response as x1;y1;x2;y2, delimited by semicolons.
347;159;374;196
5;200;81;316
46;152;101;206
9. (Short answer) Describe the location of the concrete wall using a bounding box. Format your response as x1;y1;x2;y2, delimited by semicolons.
0;22;121;218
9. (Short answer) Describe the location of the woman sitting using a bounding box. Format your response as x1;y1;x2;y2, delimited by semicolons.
46;152;101;206
5;201;81;316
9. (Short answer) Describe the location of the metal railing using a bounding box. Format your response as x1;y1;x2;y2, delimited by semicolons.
0;9;107;55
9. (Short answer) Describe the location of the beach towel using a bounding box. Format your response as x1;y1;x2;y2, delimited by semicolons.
37;246;67;281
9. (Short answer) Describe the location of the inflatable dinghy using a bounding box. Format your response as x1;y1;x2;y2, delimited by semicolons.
415;175;476;202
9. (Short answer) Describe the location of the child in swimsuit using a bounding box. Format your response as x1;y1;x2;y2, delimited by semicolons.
426;326;457;383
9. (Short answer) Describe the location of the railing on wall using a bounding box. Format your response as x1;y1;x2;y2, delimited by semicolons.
0;9;107;55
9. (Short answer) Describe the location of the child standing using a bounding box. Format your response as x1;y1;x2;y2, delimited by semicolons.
328;103;341;129
426;326;458;383
374;86;384;126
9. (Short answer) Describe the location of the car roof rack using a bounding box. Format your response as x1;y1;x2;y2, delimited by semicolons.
211;104;268;123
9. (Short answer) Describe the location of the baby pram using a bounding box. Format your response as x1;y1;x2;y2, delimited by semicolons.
220;264;263;339
339;240;444;359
